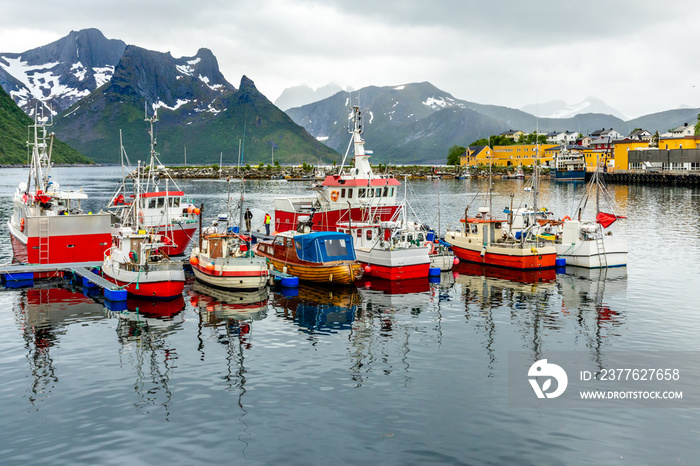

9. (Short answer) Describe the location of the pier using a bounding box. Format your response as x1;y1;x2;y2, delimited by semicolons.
602;170;700;186
0;262;127;301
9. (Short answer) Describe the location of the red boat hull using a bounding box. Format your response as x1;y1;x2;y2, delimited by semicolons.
155;223;198;255
104;276;185;300
451;244;556;270
359;262;430;281
10;229;111;264
274;206;401;233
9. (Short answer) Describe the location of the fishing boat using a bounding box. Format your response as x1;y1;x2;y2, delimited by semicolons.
102;226;185;299
554;158;627;268
336;218;431;280
553;146;586;181
189;182;269;290
445;157;557;270
254;230;363;285
8;114;112;264
106;109;199;256
273;105;402;233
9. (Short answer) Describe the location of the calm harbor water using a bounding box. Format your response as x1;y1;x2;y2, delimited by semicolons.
1;166;700;465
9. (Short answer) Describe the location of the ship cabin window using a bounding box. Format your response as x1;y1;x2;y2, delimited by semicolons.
417;232;425;242
341;188;345;198
359;188;366;198
383;187;388;197
407;233;414;242
324;238;348;257
168;197;180;207
348;189;353;199
375;188;381;197
157;197;165;208
148;198;157;209
390;187;394;197
366;229;373;240
273;236;285;246
356;228;361;238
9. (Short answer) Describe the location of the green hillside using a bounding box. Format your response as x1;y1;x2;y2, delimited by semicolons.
54;76;339;166
0;87;92;165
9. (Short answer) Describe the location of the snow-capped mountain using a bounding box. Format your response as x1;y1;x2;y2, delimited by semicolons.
520;98;627;120
0;28;126;115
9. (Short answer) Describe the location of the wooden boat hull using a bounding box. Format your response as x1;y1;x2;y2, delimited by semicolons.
265;257;362;285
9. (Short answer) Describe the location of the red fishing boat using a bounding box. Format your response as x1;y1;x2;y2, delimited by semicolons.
274;105;401;233
8;115;112;264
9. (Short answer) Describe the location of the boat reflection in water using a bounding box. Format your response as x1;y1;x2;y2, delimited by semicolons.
190;281;269;350
115;295;185;418
558;266;627;339
273;284;359;334
14;286;107;405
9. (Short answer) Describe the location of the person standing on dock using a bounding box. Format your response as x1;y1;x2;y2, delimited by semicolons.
245;208;253;232
264;212;271;235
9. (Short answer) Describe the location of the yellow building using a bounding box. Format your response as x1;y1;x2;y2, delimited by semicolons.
611;140;650;170
460;145;493;167
491;144;557;167
658;135;699;150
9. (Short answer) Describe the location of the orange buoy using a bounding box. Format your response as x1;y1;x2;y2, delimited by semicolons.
189;256;199;265
205;262;215;271
194;207;201;215
188;205;195;214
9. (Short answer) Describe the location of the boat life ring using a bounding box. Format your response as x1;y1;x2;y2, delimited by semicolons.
561;216;571;222
138;211;144;224
330;190;339;202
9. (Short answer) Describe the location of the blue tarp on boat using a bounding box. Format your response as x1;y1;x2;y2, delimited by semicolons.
293;232;356;263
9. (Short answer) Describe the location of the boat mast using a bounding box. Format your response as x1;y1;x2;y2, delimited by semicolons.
437;178;441;238
144;103;158;194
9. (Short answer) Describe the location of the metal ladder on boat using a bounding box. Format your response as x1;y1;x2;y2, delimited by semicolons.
595;232;607;268
39;218;50;264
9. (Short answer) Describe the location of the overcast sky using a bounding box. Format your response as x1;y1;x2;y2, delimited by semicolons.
1;0;698;119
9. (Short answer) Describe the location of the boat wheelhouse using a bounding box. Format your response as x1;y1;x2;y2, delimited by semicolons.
274;105;402;233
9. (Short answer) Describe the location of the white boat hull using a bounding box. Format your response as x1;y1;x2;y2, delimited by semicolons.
555;236;627;268
430;252;455;271
191;253;269;291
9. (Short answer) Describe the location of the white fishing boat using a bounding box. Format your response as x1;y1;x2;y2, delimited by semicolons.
336;216;430;281
102;226;185;299
8;113;112;264
554;160;627;268
106;108;199;256
189;181;269;290
274;105;402;232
